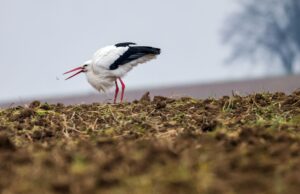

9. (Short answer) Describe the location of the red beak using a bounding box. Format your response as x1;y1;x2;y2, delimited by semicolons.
63;67;84;80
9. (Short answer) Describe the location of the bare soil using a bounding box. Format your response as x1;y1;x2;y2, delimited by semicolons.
0;91;300;194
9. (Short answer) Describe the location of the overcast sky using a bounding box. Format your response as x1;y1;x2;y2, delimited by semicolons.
0;0;285;102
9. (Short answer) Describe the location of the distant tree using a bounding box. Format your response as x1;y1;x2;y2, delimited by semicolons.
223;0;300;74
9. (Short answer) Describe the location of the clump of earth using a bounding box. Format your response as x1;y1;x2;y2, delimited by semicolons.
0;91;300;194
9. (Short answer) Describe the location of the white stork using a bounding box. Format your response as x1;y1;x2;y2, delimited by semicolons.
64;42;161;103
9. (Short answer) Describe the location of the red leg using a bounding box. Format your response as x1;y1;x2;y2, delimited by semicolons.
114;80;119;104
119;78;126;103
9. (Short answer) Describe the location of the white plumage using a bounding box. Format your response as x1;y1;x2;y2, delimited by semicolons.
64;42;160;103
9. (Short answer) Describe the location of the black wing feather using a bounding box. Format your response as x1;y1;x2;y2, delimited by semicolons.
115;42;136;47
109;46;160;70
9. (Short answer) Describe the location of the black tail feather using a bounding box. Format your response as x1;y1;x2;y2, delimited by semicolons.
132;46;161;55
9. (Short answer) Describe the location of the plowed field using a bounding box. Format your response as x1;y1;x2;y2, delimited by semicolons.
1;91;300;194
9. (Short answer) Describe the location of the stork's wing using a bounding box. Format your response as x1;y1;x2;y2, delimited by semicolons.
109;46;160;70
91;44;160;72
91;45;129;70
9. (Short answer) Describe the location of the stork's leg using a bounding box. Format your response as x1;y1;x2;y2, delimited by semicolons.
114;80;119;104
119;78;126;103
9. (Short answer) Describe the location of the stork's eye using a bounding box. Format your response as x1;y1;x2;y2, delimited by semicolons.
83;64;88;67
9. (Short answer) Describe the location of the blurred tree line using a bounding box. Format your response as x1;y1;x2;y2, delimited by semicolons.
223;0;300;74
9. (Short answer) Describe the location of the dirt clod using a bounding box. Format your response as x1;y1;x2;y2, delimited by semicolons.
29;100;41;108
155;101;167;109
11;108;35;122
0;134;15;151
140;91;151;102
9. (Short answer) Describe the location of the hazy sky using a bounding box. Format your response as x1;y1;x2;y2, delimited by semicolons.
0;0;284;102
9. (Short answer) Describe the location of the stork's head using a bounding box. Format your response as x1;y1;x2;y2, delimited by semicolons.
63;60;92;80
